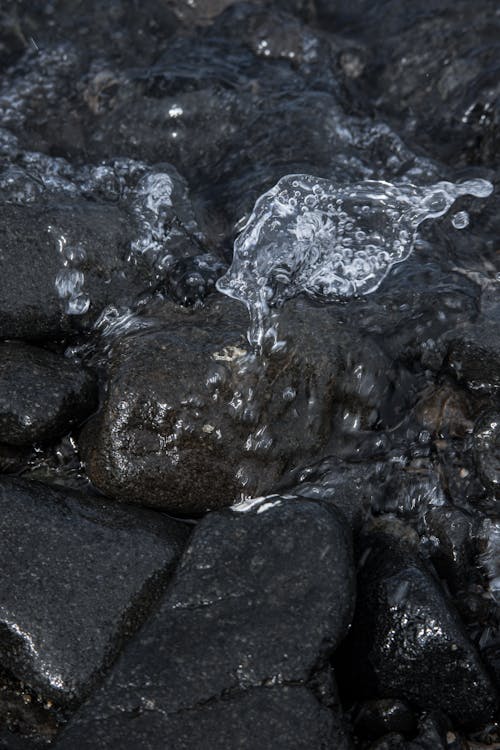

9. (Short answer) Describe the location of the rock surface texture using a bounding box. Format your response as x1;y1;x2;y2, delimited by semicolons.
56;499;354;748
0;477;188;708
0;0;499;747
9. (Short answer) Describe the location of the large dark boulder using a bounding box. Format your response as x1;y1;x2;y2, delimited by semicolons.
56;498;355;748
80;296;390;513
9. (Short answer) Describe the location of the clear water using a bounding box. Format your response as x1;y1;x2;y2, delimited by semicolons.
217;175;493;348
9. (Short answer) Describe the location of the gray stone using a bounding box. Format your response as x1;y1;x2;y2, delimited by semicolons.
55;498;355;748
0;342;97;446
0;476;189;706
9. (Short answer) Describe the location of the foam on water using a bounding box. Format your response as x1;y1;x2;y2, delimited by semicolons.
216;175;493;348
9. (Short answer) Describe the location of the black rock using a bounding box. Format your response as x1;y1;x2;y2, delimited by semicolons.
284;455;387;531
421;506;478;594
0;342;97;446
354;698;417;739
473;411;500;497
444;320;500;399
55;498;355;748
367;712;449;750
79;296;390;514
60;685;351;750
342;0;500;166
0;476;188;707
0;155;206;340
344;519;498;726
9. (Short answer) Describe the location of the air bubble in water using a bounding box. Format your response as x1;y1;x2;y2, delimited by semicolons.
67;293;90;315
54;266;89;316
216;174;493;348
451;210;470;229
55;269;84;298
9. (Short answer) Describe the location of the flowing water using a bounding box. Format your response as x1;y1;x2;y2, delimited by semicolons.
216;175;493;347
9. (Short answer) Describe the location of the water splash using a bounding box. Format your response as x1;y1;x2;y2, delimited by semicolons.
217;175;493;348
451;210;470;229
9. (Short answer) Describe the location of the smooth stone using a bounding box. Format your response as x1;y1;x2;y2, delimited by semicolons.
0;156;204;340
58;685;352;750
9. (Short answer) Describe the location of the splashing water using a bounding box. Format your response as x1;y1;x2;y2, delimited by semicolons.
216;175;493;348
451;210;470;229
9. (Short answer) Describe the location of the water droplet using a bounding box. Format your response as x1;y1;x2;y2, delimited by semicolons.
451;210;470;230
67;293;90;315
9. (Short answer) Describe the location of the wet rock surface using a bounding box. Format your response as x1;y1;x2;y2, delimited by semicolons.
343;520;498;727
0;0;499;747
0;155;208;339
0;342;97;446
444;318;500;398
55;499;354;748
58;685;351;750
80;296;390;513
0;476;188;711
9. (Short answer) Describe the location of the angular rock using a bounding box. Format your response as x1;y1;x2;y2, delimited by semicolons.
344;519;498;726
80;296;390;513
55;498;355;748
421;506;479;594
0;342;97;446
0;154;206;339
0;476;188;706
